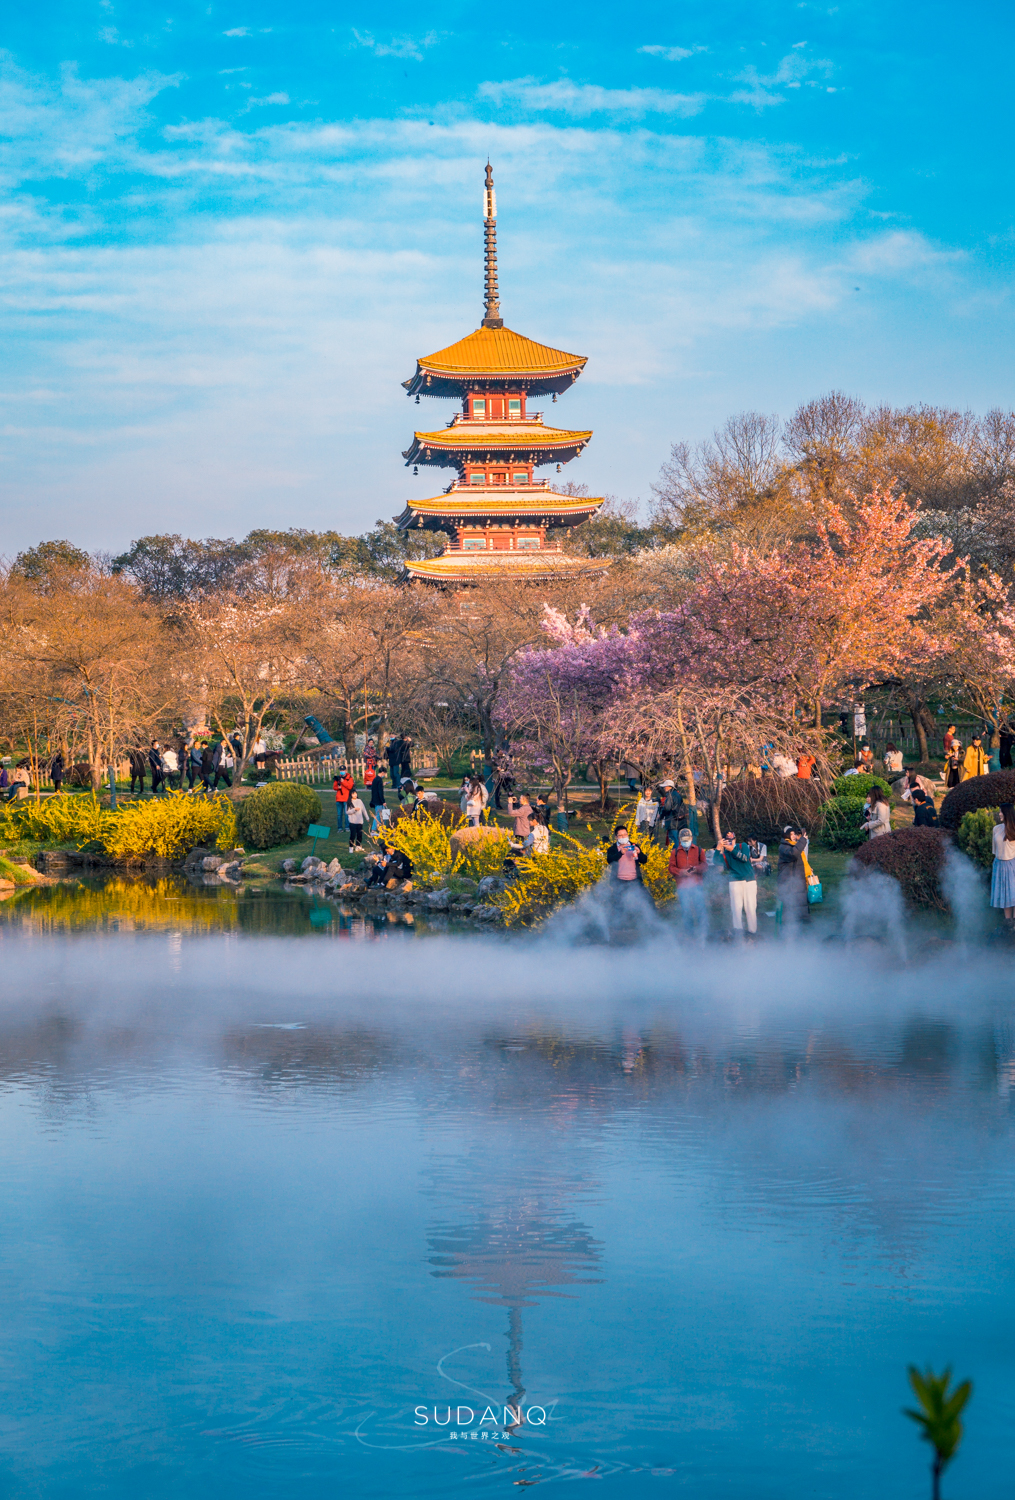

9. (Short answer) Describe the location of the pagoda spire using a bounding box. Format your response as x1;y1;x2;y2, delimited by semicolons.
482;161;503;329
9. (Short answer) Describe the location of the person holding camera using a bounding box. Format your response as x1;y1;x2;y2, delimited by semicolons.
719;829;758;936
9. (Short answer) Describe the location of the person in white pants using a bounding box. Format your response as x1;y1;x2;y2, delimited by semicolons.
718;830;759;935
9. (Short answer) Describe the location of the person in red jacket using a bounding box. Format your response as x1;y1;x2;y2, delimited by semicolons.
333;768;354;832
667;827;706;882
668;826;708;935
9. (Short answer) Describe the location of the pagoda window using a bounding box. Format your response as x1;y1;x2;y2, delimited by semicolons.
512;471;529;484
508;398;521;417
462;537;486;550
516;537;540;550
469;472;485;485
471;399;486;418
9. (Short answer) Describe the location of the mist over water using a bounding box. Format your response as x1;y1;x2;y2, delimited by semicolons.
0;926;1013;1497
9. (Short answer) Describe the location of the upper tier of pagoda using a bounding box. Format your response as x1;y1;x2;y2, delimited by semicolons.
402;414;592;469
403;325;587;399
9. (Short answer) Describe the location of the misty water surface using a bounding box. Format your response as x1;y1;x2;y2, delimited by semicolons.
0;927;1012;1497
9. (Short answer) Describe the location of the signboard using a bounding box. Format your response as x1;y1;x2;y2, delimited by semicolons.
307;824;330;840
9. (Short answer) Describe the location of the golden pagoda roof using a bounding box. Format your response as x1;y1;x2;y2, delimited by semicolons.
403;421;591;467
402;550;611;584
403;325;587;397
393;486;603;532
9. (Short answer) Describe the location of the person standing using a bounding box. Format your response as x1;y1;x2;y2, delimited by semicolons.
187;741;202;791
213;741;233;790
346;788;367;850
606;827;647;883
49;752;64;793
507;793;533;840
621;760;640;794
128;747;147;796
961;736;988;781
1000;724;1014;770
199;741;215;792
466;776;488;827
636;787;659;838
944;745;962;789
943;724;957;757
796;752;816;780
399;735;414;787
777;827;810;926
386;735;404;792
990;803;1015;926
861;785;892;838
334;766;354;831
668;827;706;884
149;741;166;796
719;830;759;937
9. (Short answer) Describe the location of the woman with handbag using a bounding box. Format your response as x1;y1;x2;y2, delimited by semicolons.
861;785;892;839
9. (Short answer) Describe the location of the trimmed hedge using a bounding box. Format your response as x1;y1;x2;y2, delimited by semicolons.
717;777;824;842
939;769;1015;830
851;827;947;909
830;773;892;799
957;808;997;870
235;782;322;849
818;795;870;851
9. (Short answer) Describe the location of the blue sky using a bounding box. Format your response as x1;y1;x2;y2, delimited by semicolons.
2;1;1013;552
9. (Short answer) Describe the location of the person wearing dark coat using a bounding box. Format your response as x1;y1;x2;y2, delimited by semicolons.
386;736;404;791
910;788;938;827
148;742;166;796
605;828;648;883
128;747;147;796
50;754;64;793
199;742;215;792
777;826;810;925
370;773;387;809
1001;727;1014;770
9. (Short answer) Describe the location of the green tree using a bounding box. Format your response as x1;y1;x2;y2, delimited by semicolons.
903;1365;972;1500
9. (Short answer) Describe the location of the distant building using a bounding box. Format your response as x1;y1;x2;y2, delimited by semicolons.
394;163;611;584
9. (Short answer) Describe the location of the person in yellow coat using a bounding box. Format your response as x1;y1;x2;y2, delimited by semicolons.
961;735;989;780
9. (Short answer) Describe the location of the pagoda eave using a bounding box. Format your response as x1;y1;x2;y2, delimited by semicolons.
404;324;588;398
400;552;612;586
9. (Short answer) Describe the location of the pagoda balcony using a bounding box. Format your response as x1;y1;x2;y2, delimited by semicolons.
443;540;564;553
444;411;544;428
441;477;555;494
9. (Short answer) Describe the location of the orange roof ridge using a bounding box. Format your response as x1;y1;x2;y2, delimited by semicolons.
404;325;587;395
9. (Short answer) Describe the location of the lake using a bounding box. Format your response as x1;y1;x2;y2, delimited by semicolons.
0;906;1011;1496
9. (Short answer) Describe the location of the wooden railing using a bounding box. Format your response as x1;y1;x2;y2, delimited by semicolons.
277;752;439;787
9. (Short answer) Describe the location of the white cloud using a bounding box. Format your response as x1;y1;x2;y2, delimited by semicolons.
478;77;706;119
729;50;832;109
844;230;963;276
247;92;290;107
99;26;132;47
351;29;439;62
638;45;695;61
223;27;250;37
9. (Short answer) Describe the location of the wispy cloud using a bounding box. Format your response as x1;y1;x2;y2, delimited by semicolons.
99;26;133;48
351;29;439;62
638;44;705;61
478;77;705;118
729;48;833;109
223;27;250;37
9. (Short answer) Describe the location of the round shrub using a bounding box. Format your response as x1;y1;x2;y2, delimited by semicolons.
939;769;1015;830
851;827;947;909
957;807;997;870
830;773;892;800
717;777;824;843
818;795;870;850
235;782;322;849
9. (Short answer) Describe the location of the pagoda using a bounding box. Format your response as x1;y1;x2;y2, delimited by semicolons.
394;163;610;584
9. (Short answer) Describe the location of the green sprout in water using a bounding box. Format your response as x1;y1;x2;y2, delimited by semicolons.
903;1365;972;1500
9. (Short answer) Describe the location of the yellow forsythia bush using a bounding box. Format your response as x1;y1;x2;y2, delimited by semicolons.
0;791;235;859
383;811;463;890
100;793;236;860
495;832;606;927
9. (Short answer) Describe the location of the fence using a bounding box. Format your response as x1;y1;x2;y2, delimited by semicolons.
277;752;440;787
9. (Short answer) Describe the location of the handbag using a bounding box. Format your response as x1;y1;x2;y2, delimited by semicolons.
801;851;823;905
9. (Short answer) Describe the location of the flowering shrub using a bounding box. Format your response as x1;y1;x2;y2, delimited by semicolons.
0;791;235;859
383;811;463;890
956;808;997;870
939;769;1015;830
495;833;606;927
235;783;320;849
102;794;236;860
851;827;947;908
